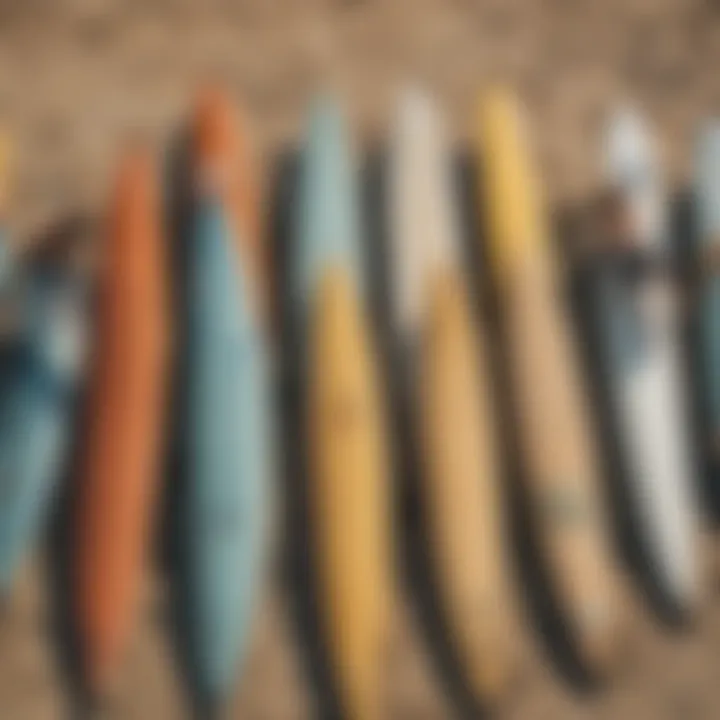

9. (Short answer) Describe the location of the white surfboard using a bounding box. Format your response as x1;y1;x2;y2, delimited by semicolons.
601;107;698;611
388;88;516;702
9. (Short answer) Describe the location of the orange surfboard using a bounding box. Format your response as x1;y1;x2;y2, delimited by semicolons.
73;151;170;697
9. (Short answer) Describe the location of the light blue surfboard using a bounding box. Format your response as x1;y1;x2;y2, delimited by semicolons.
176;191;271;713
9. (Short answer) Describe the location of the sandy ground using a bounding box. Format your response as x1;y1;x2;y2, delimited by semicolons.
0;0;720;718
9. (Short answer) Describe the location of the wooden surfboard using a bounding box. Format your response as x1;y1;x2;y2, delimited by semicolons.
593;107;697;612
171;88;272;714
474;88;621;674
73;151;169;697
387;88;515;702
295;98;392;720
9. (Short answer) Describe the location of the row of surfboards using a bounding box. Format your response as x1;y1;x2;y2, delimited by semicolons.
0;85;715;718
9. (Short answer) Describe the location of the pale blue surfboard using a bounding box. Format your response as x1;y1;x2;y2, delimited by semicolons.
0;262;87;594
177;194;270;712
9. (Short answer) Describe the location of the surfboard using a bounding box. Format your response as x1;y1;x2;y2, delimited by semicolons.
474;88;621;675
387;88;515;702
0;262;87;595
0;131;88;596
591;107;697;612
172;88;272;713
694;123;720;505
295;97;392;720
73;151;170;697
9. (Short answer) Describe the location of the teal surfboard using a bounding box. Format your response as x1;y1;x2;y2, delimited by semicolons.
173;179;271;712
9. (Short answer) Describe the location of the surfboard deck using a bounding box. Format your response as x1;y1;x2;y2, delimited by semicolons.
296;98;392;720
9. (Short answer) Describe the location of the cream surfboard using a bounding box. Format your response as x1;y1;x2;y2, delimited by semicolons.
388;88;515;702
596;107;697;613
295;98;393;720
475;88;621;675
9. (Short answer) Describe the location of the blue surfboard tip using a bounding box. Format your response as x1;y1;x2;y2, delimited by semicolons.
308;92;342;122
305;94;348;153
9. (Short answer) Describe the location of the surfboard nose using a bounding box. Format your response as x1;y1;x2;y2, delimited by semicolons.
396;85;436;137
605;107;649;175
296;95;362;310
604;106;665;251
109;150;158;250
192;86;242;188
114;149;154;200
187;87;266;317
475;87;549;282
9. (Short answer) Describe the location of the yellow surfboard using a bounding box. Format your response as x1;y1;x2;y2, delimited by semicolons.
308;270;391;720
389;89;516;702
421;273;516;698
474;88;622;674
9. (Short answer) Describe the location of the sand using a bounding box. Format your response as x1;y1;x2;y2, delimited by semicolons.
0;0;719;717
